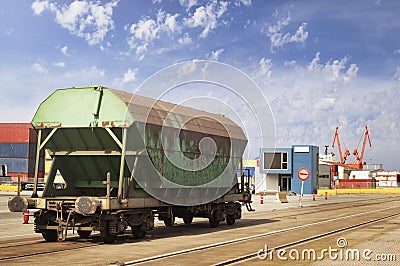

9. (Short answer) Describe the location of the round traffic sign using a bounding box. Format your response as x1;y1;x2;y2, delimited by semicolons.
297;167;310;181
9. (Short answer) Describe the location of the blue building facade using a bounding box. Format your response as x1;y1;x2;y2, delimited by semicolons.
291;145;319;194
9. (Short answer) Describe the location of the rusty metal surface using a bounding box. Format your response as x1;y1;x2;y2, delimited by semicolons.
109;88;246;141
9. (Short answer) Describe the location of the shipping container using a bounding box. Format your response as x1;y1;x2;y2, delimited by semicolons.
0;143;36;159
0;155;44;174
0;123;37;143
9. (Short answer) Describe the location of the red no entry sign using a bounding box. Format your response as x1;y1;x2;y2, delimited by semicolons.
297;167;310;181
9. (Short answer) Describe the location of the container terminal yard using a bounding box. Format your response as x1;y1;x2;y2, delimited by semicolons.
1;85;400;265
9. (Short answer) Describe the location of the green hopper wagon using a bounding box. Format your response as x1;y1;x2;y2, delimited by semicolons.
8;85;252;243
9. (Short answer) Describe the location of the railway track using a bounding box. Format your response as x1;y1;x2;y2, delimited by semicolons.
1;196;399;265
243;195;400;221
219;209;400;265
119;205;400;265
0;235;103;262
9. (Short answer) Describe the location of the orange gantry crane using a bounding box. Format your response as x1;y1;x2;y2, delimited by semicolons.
331;126;372;169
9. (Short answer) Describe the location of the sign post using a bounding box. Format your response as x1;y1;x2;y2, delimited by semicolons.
297;168;310;207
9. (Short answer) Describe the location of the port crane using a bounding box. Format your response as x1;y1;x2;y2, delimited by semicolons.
331;126;372;169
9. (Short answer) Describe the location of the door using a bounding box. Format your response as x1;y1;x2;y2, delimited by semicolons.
280;175;291;191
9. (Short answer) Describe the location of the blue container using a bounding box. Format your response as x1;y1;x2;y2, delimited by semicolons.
0;143;36;159
0;158;30;173
0;157;44;174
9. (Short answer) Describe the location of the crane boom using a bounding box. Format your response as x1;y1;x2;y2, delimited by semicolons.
332;125;372;169
332;126;350;164
353;125;372;168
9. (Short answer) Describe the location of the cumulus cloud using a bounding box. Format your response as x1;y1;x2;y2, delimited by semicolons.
184;1;228;38
307;52;359;84
31;0;118;46
248;53;400;168
393;67;400;81
208;48;224;61
256;57;272;82
54;62;65;67
127;10;182;60
234;0;251;7
112;67;138;88
130;18;159;42
61;45;68;55
122;67;137;83
264;12;308;52
125;1;234;59
179;0;198;11
32;63;47;73
178;32;192;44
32;0;49;14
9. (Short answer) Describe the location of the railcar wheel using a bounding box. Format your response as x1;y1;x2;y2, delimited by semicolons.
77;230;91;239
226;215;235;225
101;232;116;244
209;212;219;228
42;229;59;242
163;216;175;227
132;226;146;239
183;214;193;225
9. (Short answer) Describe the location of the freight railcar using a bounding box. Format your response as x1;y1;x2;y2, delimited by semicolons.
8;85;252;243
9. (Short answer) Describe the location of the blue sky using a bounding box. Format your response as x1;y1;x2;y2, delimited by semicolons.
1;0;399;169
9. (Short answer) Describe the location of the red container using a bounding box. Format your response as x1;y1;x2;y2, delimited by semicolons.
0;123;37;143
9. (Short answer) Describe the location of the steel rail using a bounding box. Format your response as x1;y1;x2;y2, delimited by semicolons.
121;206;400;265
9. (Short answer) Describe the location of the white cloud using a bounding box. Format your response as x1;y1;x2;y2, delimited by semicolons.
234;0;251;7
284;60;297;67
135;43;148;61
255;57;272;82
126;1;230;59
184;1;228;38
61;45;68;55
32;0;49;15
32;63;47;73
179;0;198;11
127;9;184;60
129;10;181;43
247;53;399;168
122;67;137;83
394;67;400;81
54;62;65;67
394;49;400;55
264;13;309;52
178;32;192;44
208;48;224;61
112;67;138;88
31;0;118;46
164;13;180;34
130;18;159;42
306;52;358;84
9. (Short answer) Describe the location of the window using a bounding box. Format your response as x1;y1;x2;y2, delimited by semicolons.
263;152;289;170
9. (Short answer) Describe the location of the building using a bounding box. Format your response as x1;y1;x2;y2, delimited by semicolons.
258;145;319;195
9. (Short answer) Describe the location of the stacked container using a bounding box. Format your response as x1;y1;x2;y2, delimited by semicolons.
0;123;44;183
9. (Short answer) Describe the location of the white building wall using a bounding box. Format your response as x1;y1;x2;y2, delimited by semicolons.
266;174;279;193
254;172;280;193
254;169;266;193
